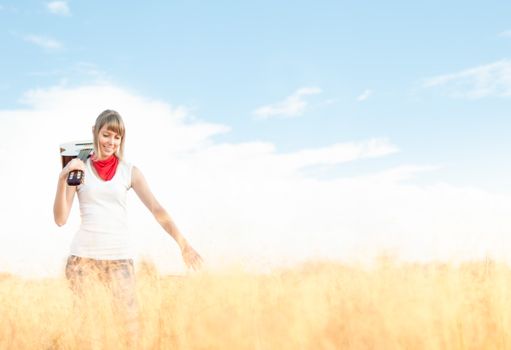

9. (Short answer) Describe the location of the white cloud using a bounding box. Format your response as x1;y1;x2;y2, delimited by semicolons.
278;138;398;169
253;87;322;119
23;34;63;50
47;1;70;16
499;30;511;38
26;62;110;85
1;83;511;278
357;89;373;102
422;60;511;98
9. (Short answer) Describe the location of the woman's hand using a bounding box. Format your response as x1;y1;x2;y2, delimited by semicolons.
181;244;203;271
60;158;86;180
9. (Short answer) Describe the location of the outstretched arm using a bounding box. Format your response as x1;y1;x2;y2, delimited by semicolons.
131;166;202;270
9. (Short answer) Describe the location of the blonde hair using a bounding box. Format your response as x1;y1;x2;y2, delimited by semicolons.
92;109;126;160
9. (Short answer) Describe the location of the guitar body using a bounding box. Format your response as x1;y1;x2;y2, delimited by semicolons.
59;141;94;186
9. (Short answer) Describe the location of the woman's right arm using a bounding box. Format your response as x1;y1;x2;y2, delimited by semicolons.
53;159;85;226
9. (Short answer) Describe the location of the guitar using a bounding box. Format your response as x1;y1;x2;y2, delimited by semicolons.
60;141;94;186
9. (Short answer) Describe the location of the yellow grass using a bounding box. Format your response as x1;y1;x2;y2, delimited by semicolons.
1;258;511;349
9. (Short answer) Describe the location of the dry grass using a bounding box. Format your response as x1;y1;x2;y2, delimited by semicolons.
1;258;511;349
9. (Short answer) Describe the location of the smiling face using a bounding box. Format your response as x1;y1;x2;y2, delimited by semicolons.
97;126;122;159
92;110;126;160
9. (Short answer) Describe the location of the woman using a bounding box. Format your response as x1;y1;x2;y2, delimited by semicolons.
53;109;202;347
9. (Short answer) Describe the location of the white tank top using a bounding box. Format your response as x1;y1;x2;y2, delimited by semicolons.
70;158;133;260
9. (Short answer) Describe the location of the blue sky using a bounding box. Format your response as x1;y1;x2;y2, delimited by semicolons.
1;1;511;276
2;1;511;191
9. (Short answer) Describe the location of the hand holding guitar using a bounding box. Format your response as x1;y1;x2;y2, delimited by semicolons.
60;158;86;181
59;141;93;186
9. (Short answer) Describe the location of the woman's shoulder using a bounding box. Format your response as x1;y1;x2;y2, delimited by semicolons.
129;165;146;186
117;159;134;188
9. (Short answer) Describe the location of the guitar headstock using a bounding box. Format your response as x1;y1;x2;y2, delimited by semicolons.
67;170;85;186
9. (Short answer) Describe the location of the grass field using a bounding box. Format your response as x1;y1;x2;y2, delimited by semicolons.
0;258;510;349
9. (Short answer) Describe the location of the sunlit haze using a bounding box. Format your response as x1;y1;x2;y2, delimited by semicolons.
1;1;511;277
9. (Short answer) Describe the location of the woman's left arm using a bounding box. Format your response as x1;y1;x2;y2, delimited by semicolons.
131;166;203;270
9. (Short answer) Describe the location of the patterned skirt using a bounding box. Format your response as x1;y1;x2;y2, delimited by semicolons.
65;255;139;346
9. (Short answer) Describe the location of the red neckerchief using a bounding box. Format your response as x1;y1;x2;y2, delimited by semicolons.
91;153;119;181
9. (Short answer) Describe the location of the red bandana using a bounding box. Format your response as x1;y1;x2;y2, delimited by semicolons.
91;153;119;181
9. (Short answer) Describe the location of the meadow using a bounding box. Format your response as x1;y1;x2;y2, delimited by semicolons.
1;258;510;349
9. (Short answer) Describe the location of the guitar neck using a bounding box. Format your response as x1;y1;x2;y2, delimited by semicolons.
77;148;93;161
